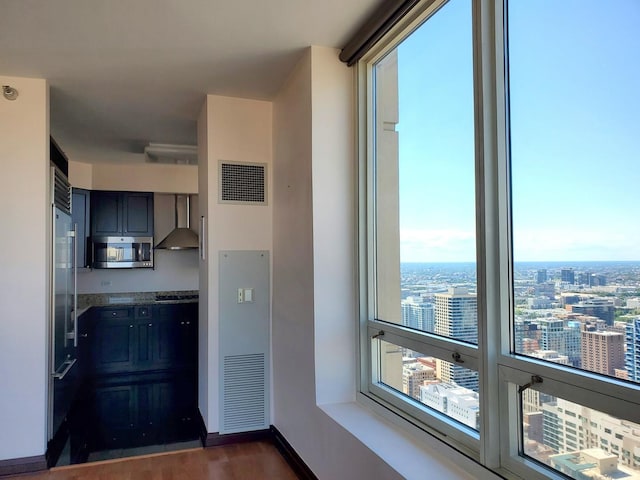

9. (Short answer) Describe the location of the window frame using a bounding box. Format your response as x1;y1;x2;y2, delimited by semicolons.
356;0;640;479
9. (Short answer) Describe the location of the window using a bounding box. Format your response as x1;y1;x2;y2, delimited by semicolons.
358;0;640;479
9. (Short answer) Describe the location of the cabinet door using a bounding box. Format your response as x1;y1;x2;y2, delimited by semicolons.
123;192;153;236
154;304;198;370
154;306;181;369
92;310;135;375
91;191;122;237
71;188;90;268
92;384;136;449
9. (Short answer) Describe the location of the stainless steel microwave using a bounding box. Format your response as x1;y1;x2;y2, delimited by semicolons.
92;236;154;269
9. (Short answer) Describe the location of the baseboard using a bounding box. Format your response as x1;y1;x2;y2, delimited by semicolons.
196;411;271;447
196;411;316;479
270;426;318;480
0;455;47;477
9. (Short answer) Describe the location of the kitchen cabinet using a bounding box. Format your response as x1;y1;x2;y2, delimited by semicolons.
90;191;153;238
90;374;197;450
86;304;197;376
71;188;91;268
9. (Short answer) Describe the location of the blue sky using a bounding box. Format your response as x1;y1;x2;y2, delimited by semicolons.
393;0;640;263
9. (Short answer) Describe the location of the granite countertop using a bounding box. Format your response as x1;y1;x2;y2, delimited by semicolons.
77;290;199;311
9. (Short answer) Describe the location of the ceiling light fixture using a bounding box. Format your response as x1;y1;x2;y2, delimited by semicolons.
144;143;197;165
2;85;18;101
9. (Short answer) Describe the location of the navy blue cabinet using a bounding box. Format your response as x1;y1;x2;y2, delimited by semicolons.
91;191;153;237
86;304;197;376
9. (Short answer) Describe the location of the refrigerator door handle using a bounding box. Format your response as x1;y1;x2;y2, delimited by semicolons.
52;357;77;380
72;223;78;347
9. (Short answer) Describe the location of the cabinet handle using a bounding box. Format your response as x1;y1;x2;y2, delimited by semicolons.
130;324;134;328
148;323;153;327
80;333;88;338
112;312;117;316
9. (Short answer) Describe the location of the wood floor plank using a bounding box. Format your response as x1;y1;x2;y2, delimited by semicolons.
12;442;299;480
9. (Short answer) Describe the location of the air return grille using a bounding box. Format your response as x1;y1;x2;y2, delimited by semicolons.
222;353;267;433
219;161;267;205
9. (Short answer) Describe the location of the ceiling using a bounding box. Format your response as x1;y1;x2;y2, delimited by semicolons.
0;0;381;164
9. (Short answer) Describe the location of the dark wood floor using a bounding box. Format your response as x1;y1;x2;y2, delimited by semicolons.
14;442;300;480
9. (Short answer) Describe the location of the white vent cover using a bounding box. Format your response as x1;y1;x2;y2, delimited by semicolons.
219;161;267;205
222;353;267;433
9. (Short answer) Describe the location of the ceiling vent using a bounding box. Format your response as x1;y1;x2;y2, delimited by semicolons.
144;143;197;165
219;161;267;205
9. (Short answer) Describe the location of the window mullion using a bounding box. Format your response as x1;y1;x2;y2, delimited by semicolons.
474;0;505;470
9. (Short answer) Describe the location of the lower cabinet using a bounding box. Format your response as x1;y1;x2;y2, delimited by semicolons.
75;302;199;456
82;304;197;376
90;373;198;450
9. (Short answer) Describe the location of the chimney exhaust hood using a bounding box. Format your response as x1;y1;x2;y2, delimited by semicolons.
155;194;199;250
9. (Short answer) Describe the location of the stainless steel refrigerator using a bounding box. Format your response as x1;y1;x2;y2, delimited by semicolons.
48;166;78;443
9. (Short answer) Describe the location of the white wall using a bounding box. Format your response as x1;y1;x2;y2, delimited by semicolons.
0;75;49;460
198;95;273;432
69;160;198;193
272;47;401;479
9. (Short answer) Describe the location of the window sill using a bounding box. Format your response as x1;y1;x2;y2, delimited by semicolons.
319;399;501;480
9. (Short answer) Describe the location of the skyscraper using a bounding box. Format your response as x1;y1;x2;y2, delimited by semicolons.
581;330;624;376
401;296;435;332
625;318;640;382
537;318;581;368
434;287;478;391
561;268;575;284
536;269;548;284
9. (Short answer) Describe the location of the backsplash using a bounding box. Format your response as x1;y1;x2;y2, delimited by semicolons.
77;249;198;294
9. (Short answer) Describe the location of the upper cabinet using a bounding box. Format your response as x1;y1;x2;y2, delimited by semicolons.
91;191;154;238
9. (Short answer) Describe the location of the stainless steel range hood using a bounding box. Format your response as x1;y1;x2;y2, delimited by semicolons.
155;194;199;250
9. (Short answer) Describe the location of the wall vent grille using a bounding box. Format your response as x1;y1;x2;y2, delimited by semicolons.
52;166;71;214
219;161;267;205
222;353;266;433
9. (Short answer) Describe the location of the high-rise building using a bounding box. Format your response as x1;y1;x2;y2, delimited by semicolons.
402;359;437;400
572;298;615;326
538;397;640;471
536;269;548;284
401;296;434;332
625;318;640;382
434;287;478;391
581;330;624;376
537;318;581;367
561;268;575;284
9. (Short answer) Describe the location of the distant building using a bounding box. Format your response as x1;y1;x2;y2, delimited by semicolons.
561;268;575;284
434;287;478;391
540;397;640;471
402;359;437;400
420;382;480;430
528;297;553;309
571;298;615;326
549;450;620;479
536;319;581;367
625;318;640;382
581;330;624;376
536;269;547;284
401;296;434;332
529;350;570;365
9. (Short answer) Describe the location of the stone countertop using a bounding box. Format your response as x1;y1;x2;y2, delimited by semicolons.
77;290;199;311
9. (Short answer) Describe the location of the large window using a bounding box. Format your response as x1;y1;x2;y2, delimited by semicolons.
359;0;640;479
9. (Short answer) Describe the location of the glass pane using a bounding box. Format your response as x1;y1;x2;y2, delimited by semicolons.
508;1;640;382
522;390;640;479
373;0;477;345
377;340;479;430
